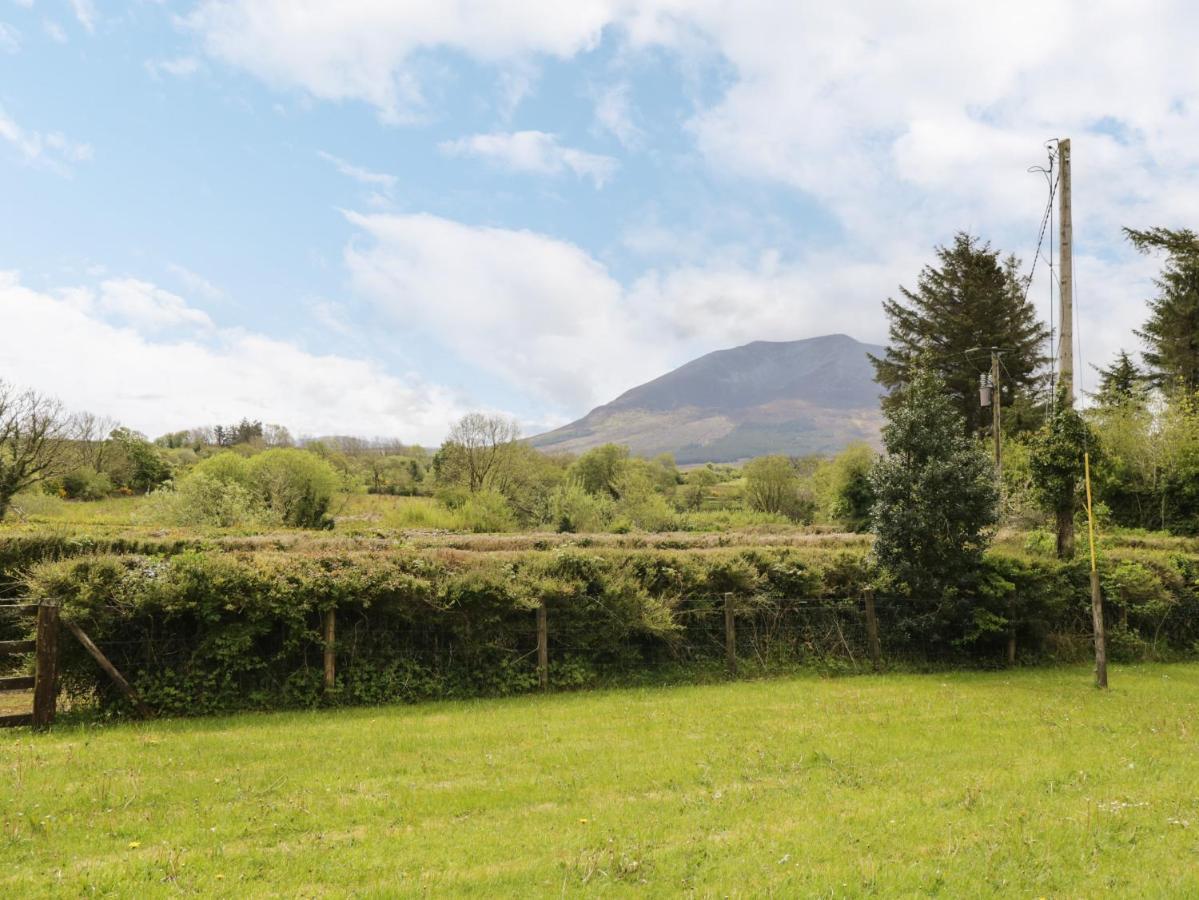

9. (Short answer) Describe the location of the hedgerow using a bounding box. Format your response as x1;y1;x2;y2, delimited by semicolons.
17;542;1199;718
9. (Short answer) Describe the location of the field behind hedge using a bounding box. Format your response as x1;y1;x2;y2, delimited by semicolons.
3;665;1199;897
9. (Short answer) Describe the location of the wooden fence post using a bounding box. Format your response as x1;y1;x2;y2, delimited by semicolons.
724;592;737;675
863;589;881;672
537;601;548;690
323;608;336;692
32;603;59;730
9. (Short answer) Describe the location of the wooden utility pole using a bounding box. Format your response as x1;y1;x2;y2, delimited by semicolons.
991;351;1002;478
1058;138;1074;404
1084;453;1108;688
1056;138;1076;559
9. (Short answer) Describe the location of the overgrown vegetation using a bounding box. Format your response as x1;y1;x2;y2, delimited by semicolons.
10;533;1197;718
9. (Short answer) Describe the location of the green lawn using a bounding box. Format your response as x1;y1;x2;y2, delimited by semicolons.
3;666;1199;897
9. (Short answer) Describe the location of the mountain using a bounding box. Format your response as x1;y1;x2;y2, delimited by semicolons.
530;334;887;464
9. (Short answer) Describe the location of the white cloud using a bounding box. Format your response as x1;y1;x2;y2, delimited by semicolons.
0;105;92;171
93;278;216;332
146;56;201;79
42;20;67;44
166;264;227;303
0;22;20;54
593;81;641;148
0;272;467;443
439;131;617;187
68;0;95;33
34;2;1193;413
317;150;397;194
187;0;617;122
344;211;666;410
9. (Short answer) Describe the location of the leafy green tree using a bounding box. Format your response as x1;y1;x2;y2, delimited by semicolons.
1028;393;1098;559
434;413;521;493
743;455;808;521
813;443;876;531
871;232;1049;438
870;368;998;599
108;427;170;493
1153;393;1199;533
679;466;720;511
1127;227;1199;391
569;444;630;499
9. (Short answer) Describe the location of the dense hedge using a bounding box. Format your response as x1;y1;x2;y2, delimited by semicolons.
0;534;201;597
18;544;1199;717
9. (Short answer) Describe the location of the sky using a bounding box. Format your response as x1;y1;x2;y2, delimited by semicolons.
2;1;1197;444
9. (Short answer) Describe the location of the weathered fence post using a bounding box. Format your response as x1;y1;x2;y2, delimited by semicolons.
323;608;336;692
32;603;59;730
537;601;548;690
724;592;737;675
863;589;881;672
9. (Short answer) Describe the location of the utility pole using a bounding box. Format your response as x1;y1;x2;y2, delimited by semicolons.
1058;138;1073;404
1056;137;1075;559
991;350;1002;478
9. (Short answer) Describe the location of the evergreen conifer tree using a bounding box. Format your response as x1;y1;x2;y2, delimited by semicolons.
1127;226;1199;391
871;233;1049;438
1093;350;1147;407
870;368;999;602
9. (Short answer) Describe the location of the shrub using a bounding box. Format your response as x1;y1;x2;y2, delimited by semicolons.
458;490;517;533
173;449;340;529
743;456;802;519
60;468;114;501
164;473;262;527
550;482;614;533
246;449;339;528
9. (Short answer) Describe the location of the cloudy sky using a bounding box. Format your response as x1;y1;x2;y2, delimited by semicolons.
2;1;1195;443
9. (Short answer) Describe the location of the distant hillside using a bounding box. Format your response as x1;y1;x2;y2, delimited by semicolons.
531;334;886;464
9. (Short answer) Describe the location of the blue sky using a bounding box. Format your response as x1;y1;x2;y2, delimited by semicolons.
2;2;1197;443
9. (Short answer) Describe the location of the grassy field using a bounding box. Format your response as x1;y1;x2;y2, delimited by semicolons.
3;666;1198;897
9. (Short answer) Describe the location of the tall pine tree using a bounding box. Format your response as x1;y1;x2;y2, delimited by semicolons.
871;233;1049;438
1127;227;1199;391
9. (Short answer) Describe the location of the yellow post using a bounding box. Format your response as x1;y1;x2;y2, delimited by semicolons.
1084;452;1107;688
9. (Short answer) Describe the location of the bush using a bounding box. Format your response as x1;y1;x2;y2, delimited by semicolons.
247;449;340;528
459;490;517;533
550;482;614;533
161;473;262;527
174;449;340;529
60;468;114;501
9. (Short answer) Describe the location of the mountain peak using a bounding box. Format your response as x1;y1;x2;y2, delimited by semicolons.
532;334;885;464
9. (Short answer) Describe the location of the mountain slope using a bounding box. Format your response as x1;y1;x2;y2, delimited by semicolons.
531;334;886;463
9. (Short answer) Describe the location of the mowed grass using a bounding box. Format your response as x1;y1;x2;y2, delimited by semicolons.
3;667;1199;897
